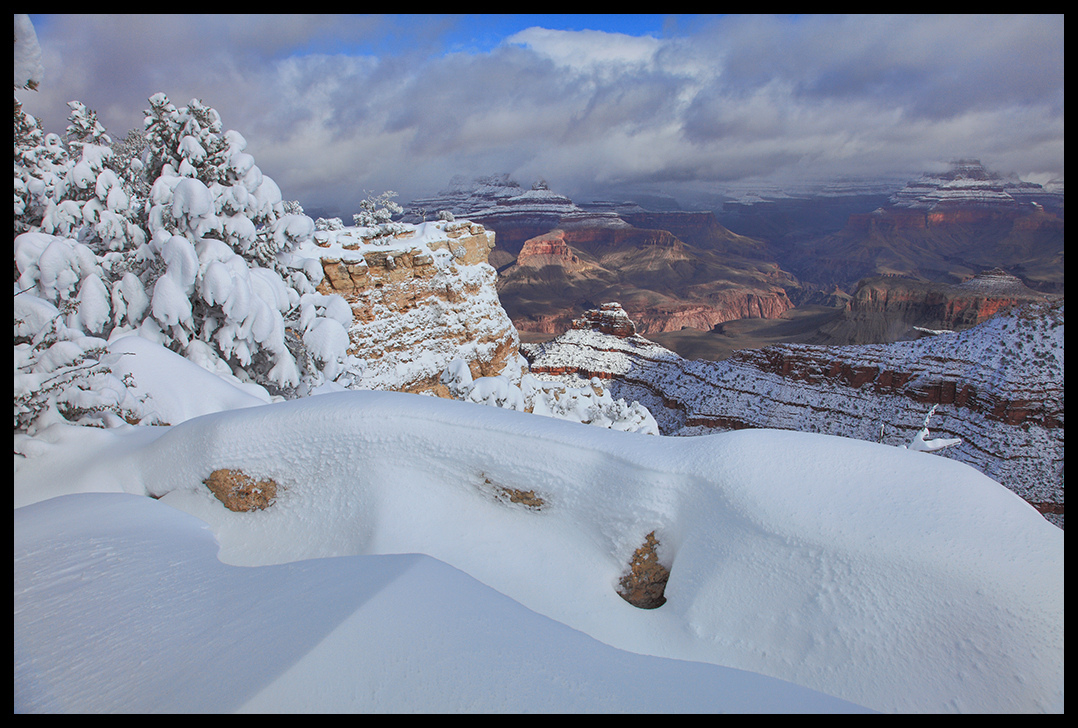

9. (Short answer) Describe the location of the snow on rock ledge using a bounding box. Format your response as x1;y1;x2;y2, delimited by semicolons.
296;220;523;394
526;301;1064;526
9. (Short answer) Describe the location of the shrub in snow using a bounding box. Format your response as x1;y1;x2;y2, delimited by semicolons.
14;292;149;432
902;405;962;453
352;190;407;244
315;217;345;231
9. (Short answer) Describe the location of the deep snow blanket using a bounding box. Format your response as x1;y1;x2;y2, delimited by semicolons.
14;493;866;713
13;391;1064;712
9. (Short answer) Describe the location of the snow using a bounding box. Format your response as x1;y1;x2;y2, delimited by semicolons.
14;14;44;90
107;335;271;423
14;493;860;714
14;386;1064;713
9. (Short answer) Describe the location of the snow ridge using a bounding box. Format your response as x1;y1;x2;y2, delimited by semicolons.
13;391;1065;713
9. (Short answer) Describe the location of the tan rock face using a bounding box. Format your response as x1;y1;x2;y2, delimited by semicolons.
627;289;793;335
570;302;637;338
316;224;523;393
203;469;278;512
495;213;796;338
617;531;670;609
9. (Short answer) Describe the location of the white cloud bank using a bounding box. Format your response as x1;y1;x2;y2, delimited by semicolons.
18;14;1064;212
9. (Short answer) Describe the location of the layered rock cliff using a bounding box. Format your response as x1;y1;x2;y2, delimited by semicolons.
412;176;798;350
768;160;1064;295
811;269;1059;344
513;231;590;271
889;159;1062;212
524;301;1064;528
302;220;523;394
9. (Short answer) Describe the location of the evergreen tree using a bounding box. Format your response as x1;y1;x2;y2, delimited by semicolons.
64;101;112;154
15;90;354;430
14;99;71;235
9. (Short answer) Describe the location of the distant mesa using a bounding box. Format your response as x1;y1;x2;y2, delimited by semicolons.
408;173;525;220
810;268;1060;346
770;159;1065;297
409;175;631;253
888;159;1061;212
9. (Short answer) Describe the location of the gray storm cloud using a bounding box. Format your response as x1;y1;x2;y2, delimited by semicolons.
17;14;1063;213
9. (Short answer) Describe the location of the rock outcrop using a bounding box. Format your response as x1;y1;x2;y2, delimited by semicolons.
570;302;637;338
304;220;523;394
525;302;1064;528
811;269;1059;344
203;469;278;512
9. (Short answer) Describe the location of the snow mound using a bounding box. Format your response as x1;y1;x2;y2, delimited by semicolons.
14;493;866;713
13;392;1064;713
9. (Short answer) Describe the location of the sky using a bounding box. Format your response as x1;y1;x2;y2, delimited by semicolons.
17;14;1065;217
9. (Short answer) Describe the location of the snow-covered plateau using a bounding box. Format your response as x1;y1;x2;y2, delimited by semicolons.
14;385;1064;713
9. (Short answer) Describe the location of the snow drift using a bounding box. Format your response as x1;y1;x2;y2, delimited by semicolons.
14;492;866;713
13;391;1064;713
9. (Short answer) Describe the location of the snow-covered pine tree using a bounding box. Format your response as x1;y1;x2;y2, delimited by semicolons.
15;86;357;432
37;102;146;254
131;93;339;394
14;14;44;92
65;101;112;154
352;190;406;243
14;21;148;432
109;128;151;206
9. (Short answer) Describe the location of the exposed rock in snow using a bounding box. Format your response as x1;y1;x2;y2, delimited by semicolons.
616;531;670;609
202;468;278;512
298;220;524;394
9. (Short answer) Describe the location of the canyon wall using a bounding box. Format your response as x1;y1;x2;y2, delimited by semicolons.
811;269;1059;344
313;221;523;394
525;301;1064;527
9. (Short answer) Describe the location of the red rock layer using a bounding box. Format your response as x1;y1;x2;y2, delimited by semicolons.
515;231;583;268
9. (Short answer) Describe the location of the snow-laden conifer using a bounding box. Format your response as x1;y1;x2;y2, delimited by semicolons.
14;88;357;431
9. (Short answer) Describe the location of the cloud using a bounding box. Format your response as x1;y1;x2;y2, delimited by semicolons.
17;14;1063;212
506;26;663;77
